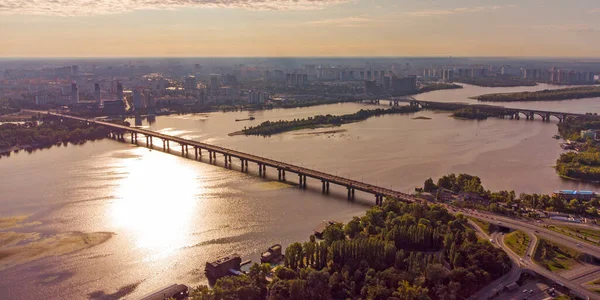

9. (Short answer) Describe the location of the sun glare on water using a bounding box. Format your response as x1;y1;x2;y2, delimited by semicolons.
110;146;204;258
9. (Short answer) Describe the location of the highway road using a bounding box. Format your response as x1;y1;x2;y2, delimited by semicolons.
464;210;600;299
466;223;522;300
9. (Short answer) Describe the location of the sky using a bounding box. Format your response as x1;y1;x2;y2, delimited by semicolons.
1;0;600;57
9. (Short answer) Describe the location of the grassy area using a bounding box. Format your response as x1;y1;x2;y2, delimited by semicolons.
546;225;600;246
533;238;583;272
504;230;530;257
467;216;496;235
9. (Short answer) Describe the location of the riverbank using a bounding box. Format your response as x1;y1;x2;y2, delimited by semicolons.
239;106;420;136
455;76;537;87
0;115;128;157
472;86;600;102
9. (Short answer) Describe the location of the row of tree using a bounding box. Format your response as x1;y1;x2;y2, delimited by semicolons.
0;115;128;153
242;106;420;136
188;200;510;300
423;173;599;216
474;86;600;102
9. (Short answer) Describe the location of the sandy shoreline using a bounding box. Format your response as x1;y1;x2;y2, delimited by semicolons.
0;215;114;271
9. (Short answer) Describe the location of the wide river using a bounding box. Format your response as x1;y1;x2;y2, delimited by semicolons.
1;83;599;299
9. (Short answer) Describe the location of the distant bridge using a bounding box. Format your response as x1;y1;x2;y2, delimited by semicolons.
39;111;419;205
360;98;592;122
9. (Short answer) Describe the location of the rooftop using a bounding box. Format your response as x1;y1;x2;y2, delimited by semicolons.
555;190;596;195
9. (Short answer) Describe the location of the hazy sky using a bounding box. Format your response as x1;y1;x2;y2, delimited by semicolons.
1;0;600;57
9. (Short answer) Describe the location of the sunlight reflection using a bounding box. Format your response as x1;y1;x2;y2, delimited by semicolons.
111;147;204;257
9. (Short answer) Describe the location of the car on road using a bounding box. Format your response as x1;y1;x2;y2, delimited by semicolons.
522;289;527;293
576;243;582;248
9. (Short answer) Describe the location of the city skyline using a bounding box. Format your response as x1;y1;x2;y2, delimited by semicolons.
2;0;600;57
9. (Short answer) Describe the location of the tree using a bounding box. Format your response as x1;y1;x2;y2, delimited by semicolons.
344;217;362;238
393;281;430;300
323;223;345;245
423;178;437;192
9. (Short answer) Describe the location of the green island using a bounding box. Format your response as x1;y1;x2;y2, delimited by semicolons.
418;83;463;93
189;200;510;300
451;107;501;120
533;238;582;272
504;230;531;257
472;86;600;102
0;115;129;157
420;173;599;217
555;117;600;182
454;76;536;88
240;106;420;136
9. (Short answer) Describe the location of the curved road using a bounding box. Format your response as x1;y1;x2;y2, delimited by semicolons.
465;210;600;299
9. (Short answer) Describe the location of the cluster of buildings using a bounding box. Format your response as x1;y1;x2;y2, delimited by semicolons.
363;75;417;96
421;64;597;84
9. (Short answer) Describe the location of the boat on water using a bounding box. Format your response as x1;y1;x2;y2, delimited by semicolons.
235;117;255;122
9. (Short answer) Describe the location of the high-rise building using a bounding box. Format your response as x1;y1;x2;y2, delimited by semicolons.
94;83;102;104
442;69;454;82
71;82;79;103
184;76;197;91
133;89;144;110
209;74;220;95
117;82;124;102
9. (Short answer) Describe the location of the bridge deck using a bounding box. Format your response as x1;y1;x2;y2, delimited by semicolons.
44;111;418;202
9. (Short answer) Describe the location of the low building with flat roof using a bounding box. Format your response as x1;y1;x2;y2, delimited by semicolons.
553;190;596;201
205;254;242;280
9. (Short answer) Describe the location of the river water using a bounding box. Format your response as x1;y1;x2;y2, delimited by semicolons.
0;83;599;299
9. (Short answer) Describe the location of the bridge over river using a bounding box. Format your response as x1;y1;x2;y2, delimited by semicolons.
41;111;419;205
361;97;595;122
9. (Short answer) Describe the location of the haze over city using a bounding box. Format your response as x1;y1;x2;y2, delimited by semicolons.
2;0;600;57
4;1;600;300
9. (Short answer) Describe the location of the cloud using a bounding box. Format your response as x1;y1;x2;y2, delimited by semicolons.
407;5;515;17
307;16;372;27
506;24;600;34
0;0;350;16
501;24;600;33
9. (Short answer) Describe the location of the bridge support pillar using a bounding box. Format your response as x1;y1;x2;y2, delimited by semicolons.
185;145;189;155
258;164;262;176
245;160;248;173
198;148;201;157
545;113;550;122
195;147;198;159
347;187;355;201
278;169;281;181
209;151;213;163
326;182;329;194
134;133;138;144
322;181;326;194
262;165;266;177
149;136;153;147
229;156;232;168
181;145;185;156
130;132;134;144
299;174;303;188
145;136;149;146
163;140;166;151
282;170;286;181
213;151;217;162
515;113;520;120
